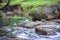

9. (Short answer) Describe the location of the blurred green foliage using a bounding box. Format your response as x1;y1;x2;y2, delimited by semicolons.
0;0;60;26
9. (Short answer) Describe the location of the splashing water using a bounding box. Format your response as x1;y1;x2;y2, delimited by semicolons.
12;24;60;40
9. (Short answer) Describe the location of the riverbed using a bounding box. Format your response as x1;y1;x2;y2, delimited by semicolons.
12;25;60;40
0;21;60;40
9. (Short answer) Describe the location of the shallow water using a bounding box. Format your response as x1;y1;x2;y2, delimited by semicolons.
12;25;60;40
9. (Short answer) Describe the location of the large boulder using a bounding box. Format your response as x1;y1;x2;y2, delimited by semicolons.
35;27;56;35
29;3;60;21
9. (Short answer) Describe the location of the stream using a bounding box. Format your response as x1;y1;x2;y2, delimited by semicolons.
12;25;60;40
0;21;60;40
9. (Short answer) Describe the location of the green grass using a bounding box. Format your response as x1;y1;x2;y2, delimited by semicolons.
2;0;60;13
20;0;60;13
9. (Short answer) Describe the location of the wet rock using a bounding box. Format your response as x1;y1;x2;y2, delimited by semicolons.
44;21;58;25
3;27;12;31
16;23;25;27
53;19;60;23
35;27;56;35
5;38;33;40
0;27;12;32
39;20;58;25
35;27;47;35
41;19;46;22
17;21;59;28
17;21;42;28
24;21;41;28
36;21;47;25
0;37;33;40
36;25;57;30
0;29;33;40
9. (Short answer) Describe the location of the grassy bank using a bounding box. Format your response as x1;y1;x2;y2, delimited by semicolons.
9;0;60;13
0;0;60;26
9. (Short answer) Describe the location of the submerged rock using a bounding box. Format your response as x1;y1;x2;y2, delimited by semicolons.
0;36;33;40
35;27;56;35
53;37;60;40
56;28;60;32
0;27;13;36
4;38;33;40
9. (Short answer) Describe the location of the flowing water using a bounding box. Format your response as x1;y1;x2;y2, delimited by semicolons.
12;24;60;40
0;20;60;40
